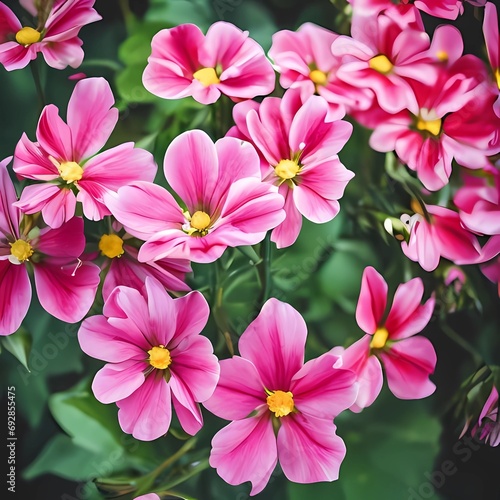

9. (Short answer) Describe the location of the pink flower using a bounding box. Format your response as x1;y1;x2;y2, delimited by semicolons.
454;168;500;235
331;6;439;114
471;386;500;447
204;298;358;495
228;89;353;248
78;277;220;441
0;157;100;335
479;234;500;295
98;225;191;301
0;0;101;71
333;267;436;412
106;130;285;263
400;204;482;272
13;77;157;228
483;1;500;117
142;22;275;105
134;495;160;500
368;57;499;191
269;23;372;116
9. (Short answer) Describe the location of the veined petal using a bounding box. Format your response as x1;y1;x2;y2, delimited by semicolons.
278;413;346;484
13;134;59;180
117;371;172;441
144;276;176;347
36;104;73;161
67;77;119;159
0;158;21;238
40;37;84;70
36;216;85;258
203;357;264;420
171;388;203;436
209;412;277;496
355;266;388;334
271;184;303;249
239;298;306;391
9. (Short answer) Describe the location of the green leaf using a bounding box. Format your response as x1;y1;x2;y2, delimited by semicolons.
1;327;32;371
116;64;157;103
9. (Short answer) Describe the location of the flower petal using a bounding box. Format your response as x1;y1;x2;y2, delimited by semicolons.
36;104;73;161
355;266;388;334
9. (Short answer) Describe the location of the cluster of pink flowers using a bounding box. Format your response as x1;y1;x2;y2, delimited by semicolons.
1;0;499;497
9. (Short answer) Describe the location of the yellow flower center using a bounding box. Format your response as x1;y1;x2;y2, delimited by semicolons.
58;161;83;184
99;234;124;259
309;69;328;86
416;116;442;137
190;211;211;231
275;159;300;180
370;327;389;349
15;27;41;45
495;68;500;90
436;50;448;62
148;345;172;370
369;54;393;75
193;67;220;87
266;390;295;418
10;239;34;262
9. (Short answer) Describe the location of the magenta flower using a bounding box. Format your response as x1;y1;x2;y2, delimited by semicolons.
98;225;191;301
78;277;220;441
107;130;285;263
0;157;100;335
400;204;482;272
0;0;101;71
204;298;358;495
471;386;500;447
333;267;436;412
228;89;353;248
13;77;157;228
142;22;275;105
483;1;500;117
269;23;373;116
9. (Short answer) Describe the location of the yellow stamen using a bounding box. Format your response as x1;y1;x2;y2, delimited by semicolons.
309;69;328;86
15;27;41;45
58;161;83;184
370;327;389;349
410;198;425;216
98;234;124;259
436;50;448;62
369;54;393;75
495;68;500;90
193;67;220;86
190;211;211;231
266;390;295;418
148;345;172;370
275;159;300;180
416;116;442;137
10;239;34;262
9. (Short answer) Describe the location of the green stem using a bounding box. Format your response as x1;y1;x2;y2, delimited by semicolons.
30;59;46;110
80;59;123;71
257;233;272;305
441;323;482;366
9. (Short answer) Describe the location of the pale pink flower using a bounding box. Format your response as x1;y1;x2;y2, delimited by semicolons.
97;225;191;302
454;167;500;235
0;157;100;335
333;267;436;412
106;130;285;263
228;89;353;248
13;77;157;228
78;277;220;441
399;204;482;272
368;57;499;191
204;298;358;495
143;22;275;105
483;1;500;117
134;495;160;500
471;386;500;447
331;6;439;114
0;0;101;71
269;23;372;116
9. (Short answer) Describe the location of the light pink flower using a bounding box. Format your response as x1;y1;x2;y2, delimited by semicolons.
454;168;500;236
134;495;160;500
228;89;353;248
333;267;436;412
13;77;157;228
142;22;275;105
106;130;285;263
483;1;500;117
368;57;499;191
0;0;101;71
98;225;191;302
331;6;439;114
400;204;482;272
269;23;373;116
471;386;500;447
78;277;220;441
204;298;358;495
0;157;100;335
